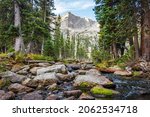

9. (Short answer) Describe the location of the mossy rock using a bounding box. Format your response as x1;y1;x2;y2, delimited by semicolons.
78;82;97;88
90;86;119;98
96;61;109;69
0;60;10;72
132;71;143;77
74;82;97;92
0;78;11;89
80;82;91;88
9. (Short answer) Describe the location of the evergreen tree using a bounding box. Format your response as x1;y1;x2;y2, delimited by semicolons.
94;0;150;61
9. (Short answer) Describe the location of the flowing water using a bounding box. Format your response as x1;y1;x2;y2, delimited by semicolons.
103;73;150;100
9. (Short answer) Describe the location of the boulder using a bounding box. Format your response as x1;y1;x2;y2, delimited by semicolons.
0;71;16;77
86;64;95;70
11;64;23;72
45;94;58;100
30;67;42;75
37;64;67;75
47;83;58;91
17;65;30;75
38;63;51;67
0;90;15;100
99;66;122;73
33;73;58;86
90;86;119;98
79;93;95;100
56;72;77;81
22;78;38;88
74;75;113;88
0;78;11;89
86;69;101;75
64;90;82;98
114;70;132;76
22;91;43;100
0;71;26;83
10;75;27;83
8;83;33;93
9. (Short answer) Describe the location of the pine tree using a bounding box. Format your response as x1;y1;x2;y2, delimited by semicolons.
94;0;150;61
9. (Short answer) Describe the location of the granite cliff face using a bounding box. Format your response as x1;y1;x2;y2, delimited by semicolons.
60;12;99;38
60;12;99;60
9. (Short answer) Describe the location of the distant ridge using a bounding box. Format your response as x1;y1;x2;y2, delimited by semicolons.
60;12;99;37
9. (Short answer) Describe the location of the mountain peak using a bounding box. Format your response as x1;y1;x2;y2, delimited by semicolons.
62;12;79;20
61;12;98;30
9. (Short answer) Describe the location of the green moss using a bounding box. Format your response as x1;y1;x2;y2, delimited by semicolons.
79;82;96;88
91;86;114;96
75;82;96;92
0;61;9;72
80;82;90;87
0;78;11;89
132;71;142;77
96;61;109;69
0;53;7;58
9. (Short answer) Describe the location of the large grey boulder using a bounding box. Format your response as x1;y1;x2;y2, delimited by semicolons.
16;65;30;75
30;67;42;75
56;72;78;81
114;70;132;76
37;64;67;75
0;90;15;100
86;69;101;75
74;74;113;88
8;83;33;93
22;78;38;88
64;90;82;98
33;72;58;86
0;71;27;83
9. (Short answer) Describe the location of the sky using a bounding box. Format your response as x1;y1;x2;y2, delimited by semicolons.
54;0;96;21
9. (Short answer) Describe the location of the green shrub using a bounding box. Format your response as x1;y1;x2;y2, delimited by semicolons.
0;53;7;58
92;49;112;63
96;61;109;69
15;53;25;62
115;46;134;67
27;54;53;61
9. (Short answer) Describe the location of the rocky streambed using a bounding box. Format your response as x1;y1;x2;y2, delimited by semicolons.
0;60;150;100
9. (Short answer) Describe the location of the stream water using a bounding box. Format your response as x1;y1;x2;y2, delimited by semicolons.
103;73;150;100
39;73;150;100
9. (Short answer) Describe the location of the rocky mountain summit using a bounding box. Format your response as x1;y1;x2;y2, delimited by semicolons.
60;12;99;60
61;12;99;39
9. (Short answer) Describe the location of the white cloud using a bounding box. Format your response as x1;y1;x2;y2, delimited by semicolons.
54;0;95;14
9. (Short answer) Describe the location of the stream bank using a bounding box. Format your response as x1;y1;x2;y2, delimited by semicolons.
0;60;150;100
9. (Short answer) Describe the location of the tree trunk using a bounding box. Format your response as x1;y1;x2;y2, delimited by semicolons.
14;0;25;53
133;33;140;59
112;42;118;59
141;0;150;61
129;38;134;47
41;0;47;55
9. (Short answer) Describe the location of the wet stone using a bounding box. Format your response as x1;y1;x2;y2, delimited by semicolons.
22;91;43;100
64;90;82;98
